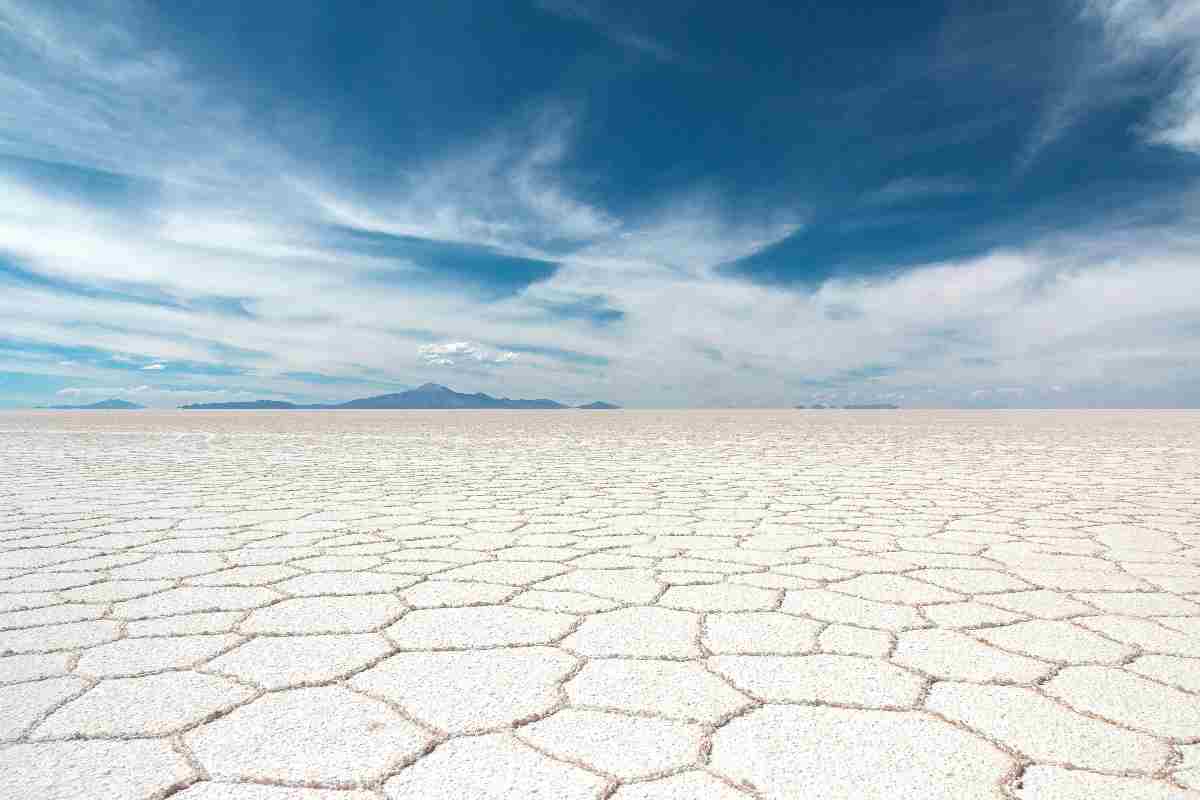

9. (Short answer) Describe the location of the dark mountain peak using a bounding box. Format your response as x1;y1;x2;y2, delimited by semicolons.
577;401;621;409
413;383;451;392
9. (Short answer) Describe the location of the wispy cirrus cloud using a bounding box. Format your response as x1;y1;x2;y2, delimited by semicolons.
1085;0;1200;153
533;0;681;63
1025;0;1200;162
302;105;619;252
865;177;976;205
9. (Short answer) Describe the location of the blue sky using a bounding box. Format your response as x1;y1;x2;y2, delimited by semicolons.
2;0;1200;407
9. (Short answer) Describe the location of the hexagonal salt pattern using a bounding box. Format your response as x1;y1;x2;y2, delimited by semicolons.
712;705;1017;798
186;686;432;785
0;408;1198;798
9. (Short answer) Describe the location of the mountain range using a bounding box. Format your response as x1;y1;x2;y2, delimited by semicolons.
180;383;620;410
44;399;145;410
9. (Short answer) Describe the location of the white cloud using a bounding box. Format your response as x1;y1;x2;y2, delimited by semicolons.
1086;0;1200;153
418;342;519;368
301;105;619;252
141;363;165;370
56;385;150;397
0;1;279;185
1020;0;1200;163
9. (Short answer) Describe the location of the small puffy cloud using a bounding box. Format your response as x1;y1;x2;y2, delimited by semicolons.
418;341;519;367
141;363;166;370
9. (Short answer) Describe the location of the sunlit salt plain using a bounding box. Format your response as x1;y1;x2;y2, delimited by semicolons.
1;409;1198;799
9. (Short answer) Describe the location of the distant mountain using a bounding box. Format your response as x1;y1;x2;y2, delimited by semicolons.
181;384;569;410
180;400;308;410
577;401;621;409
337;383;566;409
46;398;144;410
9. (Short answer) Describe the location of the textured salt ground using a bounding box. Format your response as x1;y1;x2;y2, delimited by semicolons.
0;409;1198;799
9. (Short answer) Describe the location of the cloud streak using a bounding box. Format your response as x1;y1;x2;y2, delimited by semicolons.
865;177;976;205
534;0;681;63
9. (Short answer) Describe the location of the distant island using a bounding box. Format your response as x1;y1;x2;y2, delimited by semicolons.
181;383;618;411
796;403;899;410
577;401;621;409
44;398;145;410
185;400;301;410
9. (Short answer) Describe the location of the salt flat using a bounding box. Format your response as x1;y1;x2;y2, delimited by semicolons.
0;409;1198;799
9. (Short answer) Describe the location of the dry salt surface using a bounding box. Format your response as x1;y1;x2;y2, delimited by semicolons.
0;408;1199;799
